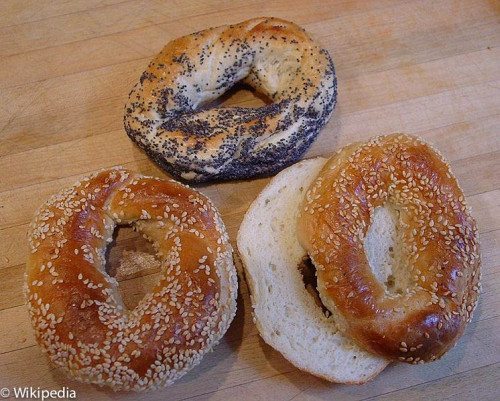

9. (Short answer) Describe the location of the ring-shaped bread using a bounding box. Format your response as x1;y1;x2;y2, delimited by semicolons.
298;134;481;363
124;17;337;182
26;168;237;391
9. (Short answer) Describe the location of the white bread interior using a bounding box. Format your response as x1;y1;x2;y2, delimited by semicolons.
237;158;389;383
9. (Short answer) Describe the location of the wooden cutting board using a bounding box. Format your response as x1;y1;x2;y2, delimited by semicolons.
0;1;499;400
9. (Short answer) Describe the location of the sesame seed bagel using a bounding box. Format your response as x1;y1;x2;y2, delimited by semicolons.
25;168;237;391
124;17;337;182
298;134;481;363
237;158;389;383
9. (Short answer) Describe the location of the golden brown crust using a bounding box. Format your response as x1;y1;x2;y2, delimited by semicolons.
298;134;480;363
26;168;237;391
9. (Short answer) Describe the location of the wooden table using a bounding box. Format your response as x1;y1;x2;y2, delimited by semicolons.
0;1;499;400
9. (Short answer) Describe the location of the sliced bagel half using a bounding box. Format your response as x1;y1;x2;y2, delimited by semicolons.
237;157;389;383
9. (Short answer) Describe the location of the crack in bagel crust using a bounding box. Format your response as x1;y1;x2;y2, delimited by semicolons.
297;134;481;363
124;17;337;182
25;168;238;391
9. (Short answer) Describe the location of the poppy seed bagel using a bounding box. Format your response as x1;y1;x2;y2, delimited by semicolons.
124;17;337;182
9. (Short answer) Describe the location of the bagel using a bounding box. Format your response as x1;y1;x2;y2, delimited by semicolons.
124;17;337;182
298;134;481;363
25;168;237;391
237;158;389;384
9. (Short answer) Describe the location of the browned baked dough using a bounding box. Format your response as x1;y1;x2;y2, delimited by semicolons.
26;168;237;391
298;134;480;363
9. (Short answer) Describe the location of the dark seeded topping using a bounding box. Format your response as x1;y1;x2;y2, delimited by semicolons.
124;17;337;182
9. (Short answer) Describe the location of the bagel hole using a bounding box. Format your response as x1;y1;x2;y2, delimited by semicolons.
364;206;411;296
105;226;162;310
297;256;331;317
198;82;273;109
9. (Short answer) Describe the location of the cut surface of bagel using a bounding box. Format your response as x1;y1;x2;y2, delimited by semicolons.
237;158;389;383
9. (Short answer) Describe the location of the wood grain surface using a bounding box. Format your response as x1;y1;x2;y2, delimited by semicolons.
1;1;499;400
